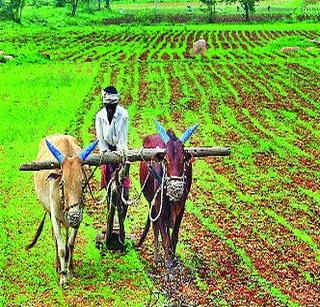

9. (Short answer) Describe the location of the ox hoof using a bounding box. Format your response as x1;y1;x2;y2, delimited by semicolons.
59;276;68;289
165;272;176;282
154;254;162;266
95;233;105;249
55;265;60;274
67;269;74;278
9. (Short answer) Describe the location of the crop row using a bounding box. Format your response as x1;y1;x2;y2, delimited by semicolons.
1;28;318;64
86;56;320;305
2;24;319;305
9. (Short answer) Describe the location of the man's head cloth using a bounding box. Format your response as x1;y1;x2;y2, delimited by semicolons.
102;86;120;105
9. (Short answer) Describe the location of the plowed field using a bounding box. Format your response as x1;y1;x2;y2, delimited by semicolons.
1;23;319;306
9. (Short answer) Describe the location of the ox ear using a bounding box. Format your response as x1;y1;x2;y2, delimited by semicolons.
47;172;62;181
79;140;99;161
180;124;199;144
45;139;65;163
155;120;170;144
185;152;195;164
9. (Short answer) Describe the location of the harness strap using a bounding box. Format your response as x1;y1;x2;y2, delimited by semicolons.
147;164;162;183
149;161;166;222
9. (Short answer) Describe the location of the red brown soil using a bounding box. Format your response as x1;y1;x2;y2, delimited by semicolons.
225;31;238;49
139;50;149;61
161;53;170;60
211;31;219;49
250;31;264;47
238;31;255;48
257;31;272;42
173;53;180;60
219;31;230;49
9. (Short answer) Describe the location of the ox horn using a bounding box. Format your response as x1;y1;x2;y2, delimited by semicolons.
180;124;199;144
45;139;65;163
79;140;99;161
155;120;170;144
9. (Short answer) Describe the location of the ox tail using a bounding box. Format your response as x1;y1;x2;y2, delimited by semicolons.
136;215;150;247
26;212;47;250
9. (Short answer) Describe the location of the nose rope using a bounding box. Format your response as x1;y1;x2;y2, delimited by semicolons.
59;180;65;205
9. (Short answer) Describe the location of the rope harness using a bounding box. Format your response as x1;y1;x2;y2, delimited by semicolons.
149;160;188;222
58;164;100;228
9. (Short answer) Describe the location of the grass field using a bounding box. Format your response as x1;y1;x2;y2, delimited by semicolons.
0;20;320;305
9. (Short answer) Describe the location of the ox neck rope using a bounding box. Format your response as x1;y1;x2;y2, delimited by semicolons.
116;147;152;207
80;153;104;205
82;166;99;204
148;160;188;223
58;167;91;212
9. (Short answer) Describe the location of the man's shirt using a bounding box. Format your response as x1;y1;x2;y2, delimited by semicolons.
95;105;128;152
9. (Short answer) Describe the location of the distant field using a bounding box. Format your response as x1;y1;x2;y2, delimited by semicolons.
0;22;320;305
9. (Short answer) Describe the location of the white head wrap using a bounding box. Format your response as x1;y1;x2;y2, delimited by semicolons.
102;90;120;104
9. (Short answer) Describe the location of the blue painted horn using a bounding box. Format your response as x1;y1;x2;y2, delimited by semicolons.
45;139;65;163
79;140;99;161
155;120;170;144
180;124;199;144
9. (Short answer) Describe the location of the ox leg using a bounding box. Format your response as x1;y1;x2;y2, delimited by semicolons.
65;228;69;265
171;211;184;257
67;227;78;276
51;212;67;288
53;234;60;273
52;227;60;273
152;221;161;264
137;215;150;247
158;219;173;264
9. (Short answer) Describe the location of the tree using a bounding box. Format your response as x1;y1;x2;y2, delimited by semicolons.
70;0;80;16
56;0;65;7
200;0;219;23
226;0;264;21
9;0;25;23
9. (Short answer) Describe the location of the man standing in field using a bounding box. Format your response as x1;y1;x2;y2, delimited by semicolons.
95;86;130;198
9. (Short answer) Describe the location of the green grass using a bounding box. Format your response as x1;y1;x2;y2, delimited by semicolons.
0;62;155;305
1;20;319;305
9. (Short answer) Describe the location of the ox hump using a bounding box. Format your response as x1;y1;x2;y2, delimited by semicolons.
143;134;166;149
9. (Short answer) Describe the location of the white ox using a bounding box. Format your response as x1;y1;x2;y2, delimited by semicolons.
27;135;98;288
192;39;207;56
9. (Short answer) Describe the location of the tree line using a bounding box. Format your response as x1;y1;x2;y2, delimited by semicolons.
0;0;269;24
0;0;111;22
200;0;264;22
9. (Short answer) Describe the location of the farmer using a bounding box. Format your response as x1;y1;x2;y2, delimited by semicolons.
95;86;130;198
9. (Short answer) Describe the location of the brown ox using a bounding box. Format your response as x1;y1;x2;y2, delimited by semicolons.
192;39;207;56
28;135;98;288
137;121;198;267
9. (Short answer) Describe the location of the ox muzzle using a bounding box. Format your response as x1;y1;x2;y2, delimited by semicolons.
166;176;185;202
65;204;83;228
